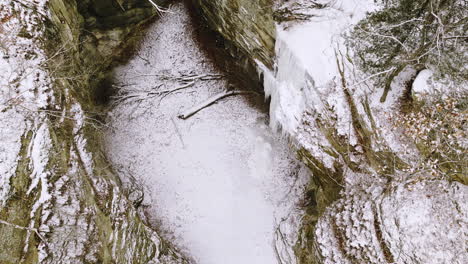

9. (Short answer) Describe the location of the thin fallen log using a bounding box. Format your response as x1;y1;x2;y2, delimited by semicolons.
178;90;257;120
171;117;185;148
128;73;223;82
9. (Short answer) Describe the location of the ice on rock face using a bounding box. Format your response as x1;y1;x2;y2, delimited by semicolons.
258;0;377;136
254;1;373;177
259;37;309;133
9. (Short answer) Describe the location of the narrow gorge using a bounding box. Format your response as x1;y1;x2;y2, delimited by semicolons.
104;3;307;263
0;0;467;264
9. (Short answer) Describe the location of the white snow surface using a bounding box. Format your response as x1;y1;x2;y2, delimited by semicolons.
412;69;434;95
105;3;307;264
27;123;52;214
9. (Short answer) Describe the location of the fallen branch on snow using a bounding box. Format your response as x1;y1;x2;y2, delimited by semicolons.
129;73;223;83
178;90;257;119
112;73;223;105
112;81;195;105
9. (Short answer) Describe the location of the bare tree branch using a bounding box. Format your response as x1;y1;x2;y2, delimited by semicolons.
178;90;258;119
0;219;47;243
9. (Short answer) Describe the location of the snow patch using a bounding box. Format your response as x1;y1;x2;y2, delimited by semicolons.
412;69;433;95
27;122;52;209
0;111;26;205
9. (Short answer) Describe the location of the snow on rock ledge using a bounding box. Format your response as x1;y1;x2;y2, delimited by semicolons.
316;179;468;264
0;0;187;263
412;69;434;95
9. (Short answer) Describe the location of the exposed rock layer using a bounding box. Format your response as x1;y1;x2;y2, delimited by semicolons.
315;180;467;264
0;0;186;263
190;0;276;70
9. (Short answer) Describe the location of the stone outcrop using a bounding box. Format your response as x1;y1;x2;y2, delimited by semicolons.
0;0;186;263
314;179;467;264
190;0;276;72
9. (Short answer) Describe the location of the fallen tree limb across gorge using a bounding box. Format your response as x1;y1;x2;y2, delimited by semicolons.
178;90;257;119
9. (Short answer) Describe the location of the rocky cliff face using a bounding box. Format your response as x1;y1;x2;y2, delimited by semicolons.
191;0;468;263
190;0;276;75
0;0;186;263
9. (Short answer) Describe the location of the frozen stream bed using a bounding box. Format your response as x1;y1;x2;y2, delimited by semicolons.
105;3;308;264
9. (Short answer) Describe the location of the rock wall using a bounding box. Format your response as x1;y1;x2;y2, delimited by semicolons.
190;0;276;71
0;0;186;263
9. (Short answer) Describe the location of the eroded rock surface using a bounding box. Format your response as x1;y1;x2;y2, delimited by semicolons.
315;180;468;264
191;0;276;70
0;0;186;263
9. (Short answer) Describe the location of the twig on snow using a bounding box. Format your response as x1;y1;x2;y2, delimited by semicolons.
112;81;195;105
171;117;185;148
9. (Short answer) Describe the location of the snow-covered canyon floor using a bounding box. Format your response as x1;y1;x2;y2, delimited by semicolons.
104;3;308;264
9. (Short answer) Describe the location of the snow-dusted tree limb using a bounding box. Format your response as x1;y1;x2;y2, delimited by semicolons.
0;219;47;243
112;73;224;105
357;25;410;53
178;90;257;119
146;0;171;15
129;73;223;82
112;81;195;105
173;73;223;82
348;67;396;88
349;0;467;102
